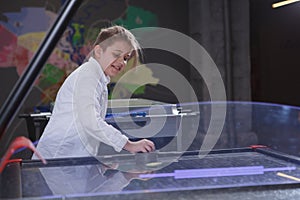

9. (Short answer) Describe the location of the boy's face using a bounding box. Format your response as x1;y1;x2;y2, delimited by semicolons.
96;40;133;78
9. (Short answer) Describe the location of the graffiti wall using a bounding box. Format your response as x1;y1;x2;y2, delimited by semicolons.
0;0;188;110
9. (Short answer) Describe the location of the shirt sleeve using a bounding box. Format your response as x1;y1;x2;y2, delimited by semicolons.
73;62;128;155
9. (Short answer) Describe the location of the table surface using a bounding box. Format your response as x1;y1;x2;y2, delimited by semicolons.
14;147;300;199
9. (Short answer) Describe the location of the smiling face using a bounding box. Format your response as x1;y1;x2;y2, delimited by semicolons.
94;40;133;78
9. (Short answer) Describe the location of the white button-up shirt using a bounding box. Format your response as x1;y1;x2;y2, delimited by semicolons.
33;57;128;159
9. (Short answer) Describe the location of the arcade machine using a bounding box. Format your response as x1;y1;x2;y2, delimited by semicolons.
1;0;300;199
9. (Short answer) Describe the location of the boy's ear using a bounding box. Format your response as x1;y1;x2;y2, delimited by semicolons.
94;45;103;58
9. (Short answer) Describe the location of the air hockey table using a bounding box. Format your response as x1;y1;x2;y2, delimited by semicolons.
19;98;199;152
2;147;300;199
2;101;300;199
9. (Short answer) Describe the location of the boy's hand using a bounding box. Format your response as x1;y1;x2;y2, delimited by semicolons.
123;139;155;153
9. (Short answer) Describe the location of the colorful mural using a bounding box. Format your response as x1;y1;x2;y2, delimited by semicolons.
0;1;159;106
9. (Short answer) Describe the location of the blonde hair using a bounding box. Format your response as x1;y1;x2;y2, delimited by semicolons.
91;25;141;67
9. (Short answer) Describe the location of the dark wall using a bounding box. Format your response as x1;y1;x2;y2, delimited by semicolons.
250;0;300;106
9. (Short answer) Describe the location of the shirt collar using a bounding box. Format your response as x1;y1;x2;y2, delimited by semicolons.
89;57;110;85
